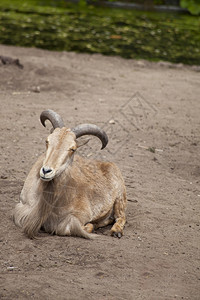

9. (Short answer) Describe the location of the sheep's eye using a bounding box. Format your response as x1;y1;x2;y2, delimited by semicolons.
70;148;76;152
46;140;49;147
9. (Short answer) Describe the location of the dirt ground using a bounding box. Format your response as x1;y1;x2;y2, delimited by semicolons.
0;44;200;300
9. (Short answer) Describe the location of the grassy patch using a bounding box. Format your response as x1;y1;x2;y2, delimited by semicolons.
0;0;199;64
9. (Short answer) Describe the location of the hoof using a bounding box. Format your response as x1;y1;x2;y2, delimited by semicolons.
112;232;122;238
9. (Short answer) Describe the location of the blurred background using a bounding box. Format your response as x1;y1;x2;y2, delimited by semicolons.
0;0;199;65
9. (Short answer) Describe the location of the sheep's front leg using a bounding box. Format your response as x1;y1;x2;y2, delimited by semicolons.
56;215;94;239
84;216;114;233
83;223;94;233
110;195;127;238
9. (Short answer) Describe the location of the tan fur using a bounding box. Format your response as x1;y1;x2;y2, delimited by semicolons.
13;128;127;239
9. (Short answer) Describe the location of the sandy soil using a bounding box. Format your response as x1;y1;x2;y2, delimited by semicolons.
0;44;200;300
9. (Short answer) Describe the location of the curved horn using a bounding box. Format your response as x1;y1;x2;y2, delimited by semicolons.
40;109;65;129
71;124;108;149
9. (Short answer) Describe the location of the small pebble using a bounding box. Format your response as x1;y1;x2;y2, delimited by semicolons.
32;86;40;93
7;267;16;271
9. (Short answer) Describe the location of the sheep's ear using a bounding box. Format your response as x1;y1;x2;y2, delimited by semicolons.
76;138;90;148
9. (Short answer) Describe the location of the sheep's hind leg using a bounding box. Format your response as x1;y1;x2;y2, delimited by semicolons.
94;217;114;229
111;194;127;238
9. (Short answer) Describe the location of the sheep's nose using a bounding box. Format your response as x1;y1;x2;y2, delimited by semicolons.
42;167;52;175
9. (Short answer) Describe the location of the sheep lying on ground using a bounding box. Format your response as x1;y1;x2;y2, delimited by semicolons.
14;110;127;239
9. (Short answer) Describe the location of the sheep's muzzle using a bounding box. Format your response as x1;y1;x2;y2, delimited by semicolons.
40;166;55;181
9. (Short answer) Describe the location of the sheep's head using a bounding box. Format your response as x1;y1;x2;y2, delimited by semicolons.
40;128;77;181
39;110;108;181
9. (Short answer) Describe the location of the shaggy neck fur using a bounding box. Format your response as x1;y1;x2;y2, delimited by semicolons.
23;171;70;238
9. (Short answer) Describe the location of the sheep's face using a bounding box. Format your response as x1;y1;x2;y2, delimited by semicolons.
40;128;77;181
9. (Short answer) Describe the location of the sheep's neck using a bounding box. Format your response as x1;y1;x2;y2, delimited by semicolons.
40;171;71;209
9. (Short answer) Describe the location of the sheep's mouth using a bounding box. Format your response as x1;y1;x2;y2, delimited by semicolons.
40;175;54;182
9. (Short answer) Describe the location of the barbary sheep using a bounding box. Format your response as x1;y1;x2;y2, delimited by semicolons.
13;110;127;239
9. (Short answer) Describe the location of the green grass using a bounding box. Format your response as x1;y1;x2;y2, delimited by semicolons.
0;0;200;65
